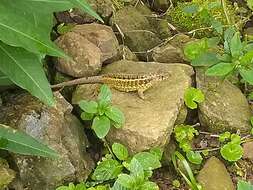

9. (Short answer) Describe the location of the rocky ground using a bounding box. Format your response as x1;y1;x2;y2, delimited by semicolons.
1;0;253;190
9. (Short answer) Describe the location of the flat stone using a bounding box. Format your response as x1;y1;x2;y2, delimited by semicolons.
72;60;194;154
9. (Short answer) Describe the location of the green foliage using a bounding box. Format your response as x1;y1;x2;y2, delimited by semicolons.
79;85;125;139
172;151;202;190
174;124;202;164
0;0;102;106
0;124;58;158
184;87;205;109
237;180;253;190
184;27;253;85
168;0;236;37
219;132;243;162
56;183;109;190
91;143;162;190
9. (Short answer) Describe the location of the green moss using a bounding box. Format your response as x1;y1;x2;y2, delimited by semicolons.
167;0;237;38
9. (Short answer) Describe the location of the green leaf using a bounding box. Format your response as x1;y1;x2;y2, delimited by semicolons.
81;112;94;121
220;142;243;162
67;0;103;22
186;151;203;165
205;62;234;76
224;27;237;54
0;1;67;58
251;117;253;127
184;39;208;61
0;71;13;86
230;134;241;144
0;42;55;106
92;116;111;139
239;68;253;85
116;174;135;189
184;87;204;109
237;180;253;190
112;143;129;161
149;147;163;161
133;152;161;170
191;52;220;66
239;50;253;66
182;4;199;14
230;32;243;58
79;100;98;114
139;182;159;190
105;106;125;126
0;124;58;158
247;0;253;10
249;92;253;100
211;20;223;35
219;131;231;142
92;159;123;181
129;158;144;183
98;85;112;111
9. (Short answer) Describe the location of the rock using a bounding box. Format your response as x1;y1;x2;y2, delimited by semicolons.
72;23;119;63
0;158;15;189
197;156;235;190
151;0;170;12
110;6;162;60
169;33;192;50
243;142;253;161
55;0;114;24
151;43;185;63
0;92;94;190
116;45;138;61
72;60;194;154
55;32;102;77
196;68;252;134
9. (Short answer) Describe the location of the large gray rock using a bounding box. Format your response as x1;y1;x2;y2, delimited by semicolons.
0;92;94;190
196;69;252;134
72;60;194;154
197;157;235;190
0;158;15;189
55;32;102;77
110;6;162;60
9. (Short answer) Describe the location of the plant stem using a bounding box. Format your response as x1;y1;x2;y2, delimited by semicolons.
221;0;231;25
102;138;116;160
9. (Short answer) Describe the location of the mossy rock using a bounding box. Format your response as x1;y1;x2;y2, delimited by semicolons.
167;0;238;38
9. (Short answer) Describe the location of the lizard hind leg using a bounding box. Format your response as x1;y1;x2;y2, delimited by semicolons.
137;89;145;99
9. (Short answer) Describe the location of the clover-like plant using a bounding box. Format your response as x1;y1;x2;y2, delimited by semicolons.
78;85;125;139
174;124;203;164
184;87;205;109
219;132;243;162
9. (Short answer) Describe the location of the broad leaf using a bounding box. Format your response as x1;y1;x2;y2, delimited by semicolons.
186;151;203;165
0;71;13;86
0;124;58;158
184;87;204;109
239;68;253;85
140;182;159;190
105;106;125;126
237;180;253;190
92;116;111;139
247;0;253;10
112;143;129;161
0;42;55;106
205;62;234;76
79;100;98;114
129;158;144;182
0;1;67;58
230;32;243;58
116;174;135;189
191;52;219;66
92;159;123;181
133;152;161;170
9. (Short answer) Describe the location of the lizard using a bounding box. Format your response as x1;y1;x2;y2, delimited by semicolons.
51;72;171;99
